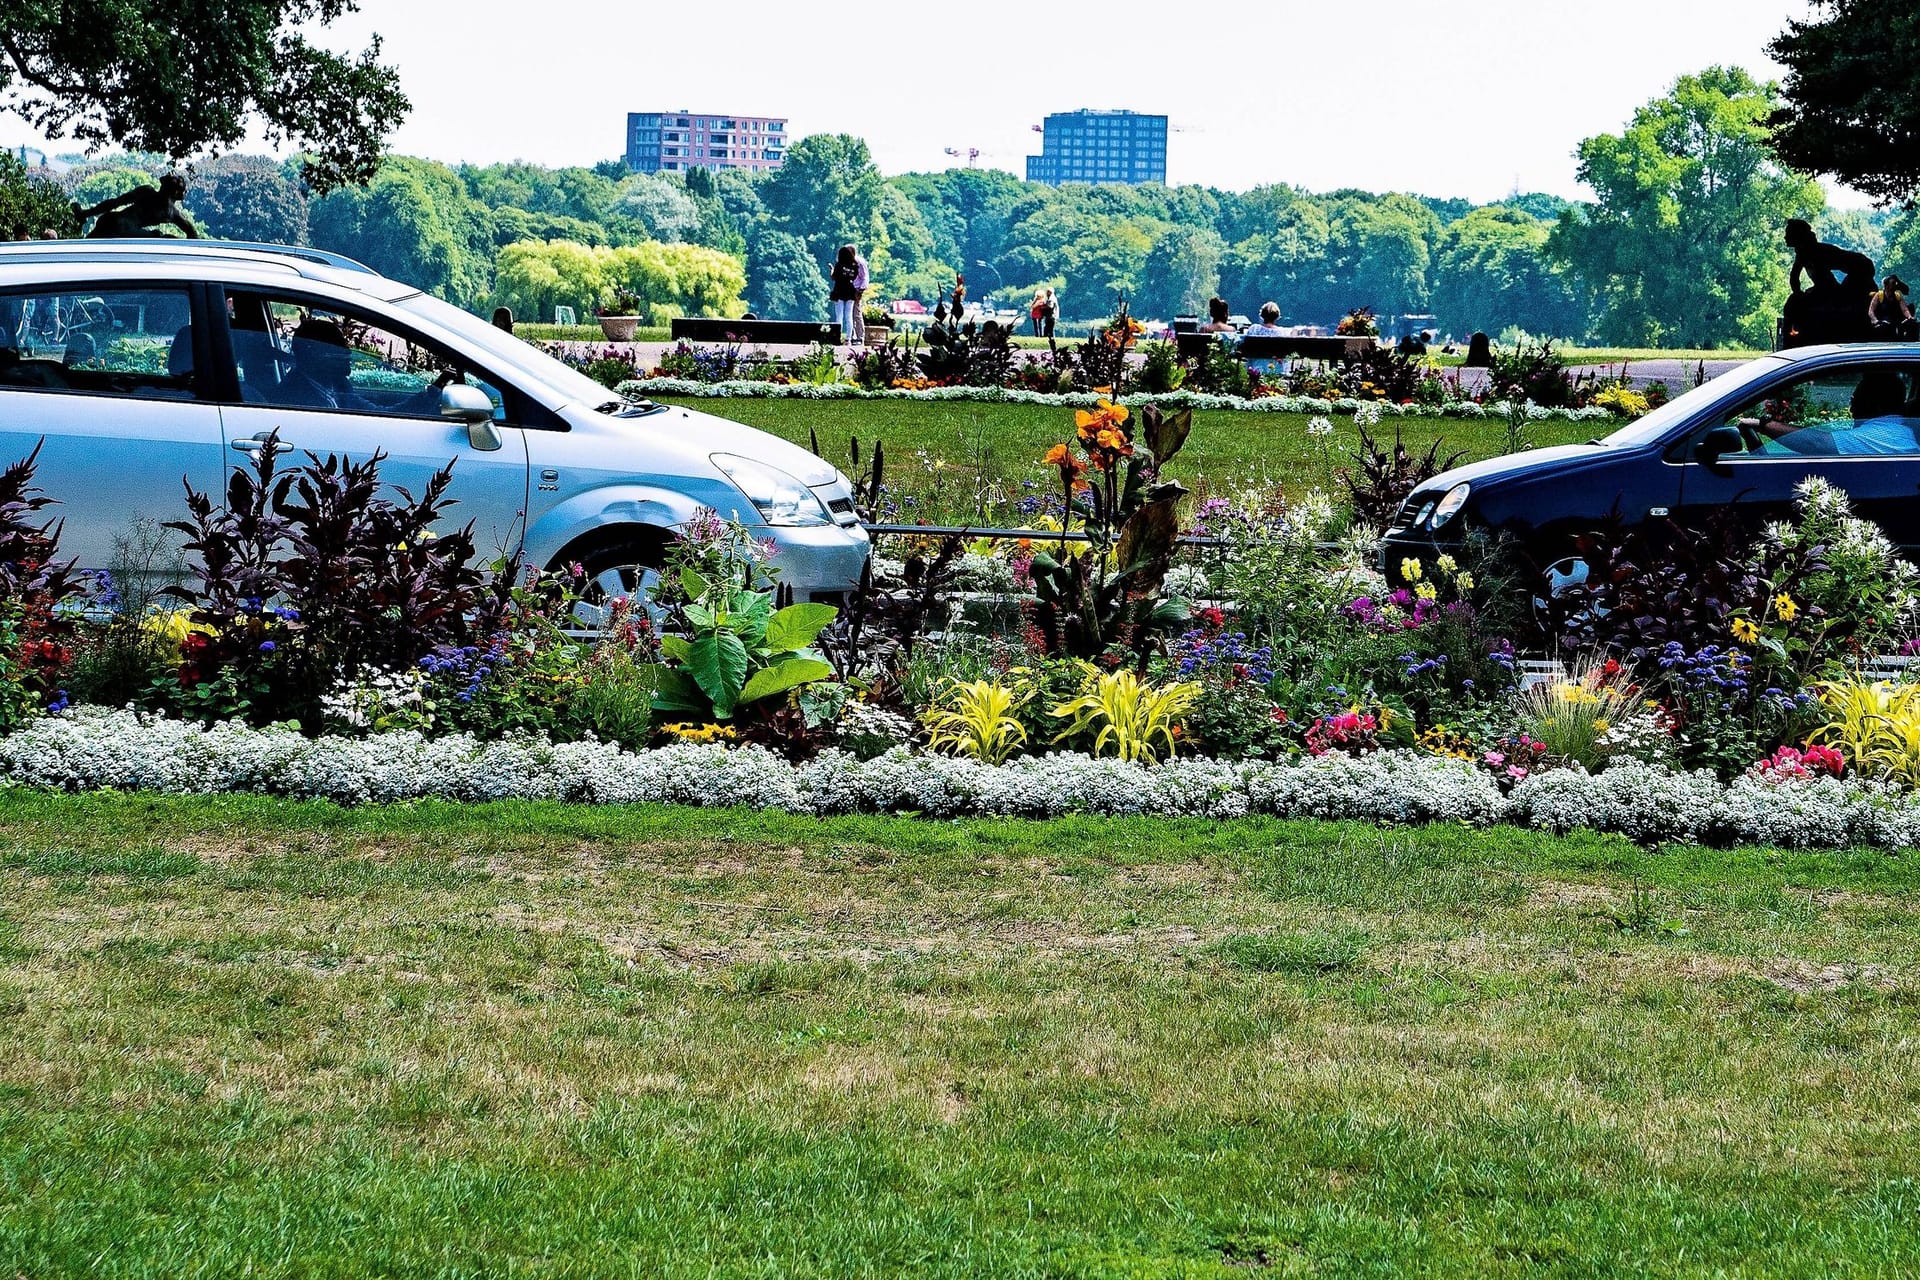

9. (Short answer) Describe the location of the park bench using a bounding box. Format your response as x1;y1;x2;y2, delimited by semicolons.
670;317;842;345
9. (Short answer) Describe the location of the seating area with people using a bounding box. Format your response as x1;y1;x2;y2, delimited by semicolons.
1779;219;1917;347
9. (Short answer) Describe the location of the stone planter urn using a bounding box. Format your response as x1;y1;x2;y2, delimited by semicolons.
598;315;640;342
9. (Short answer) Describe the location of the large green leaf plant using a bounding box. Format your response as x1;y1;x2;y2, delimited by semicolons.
647;567;837;721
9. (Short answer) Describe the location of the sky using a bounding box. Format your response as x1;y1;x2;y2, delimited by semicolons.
10;0;1851;205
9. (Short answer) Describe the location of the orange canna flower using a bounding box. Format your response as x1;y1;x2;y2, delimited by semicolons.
1043;443;1073;467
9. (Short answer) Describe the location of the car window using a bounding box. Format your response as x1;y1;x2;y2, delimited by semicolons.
0;286;198;400
223;291;507;422
1705;365;1920;459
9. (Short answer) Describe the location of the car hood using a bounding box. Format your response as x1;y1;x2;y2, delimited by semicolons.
1419;442;1619;492
621;404;840;487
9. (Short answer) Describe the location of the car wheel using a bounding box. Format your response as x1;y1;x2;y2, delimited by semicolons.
553;529;672;632
1531;555;1606;626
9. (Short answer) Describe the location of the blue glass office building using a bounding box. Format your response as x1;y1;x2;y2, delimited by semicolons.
1025;110;1168;185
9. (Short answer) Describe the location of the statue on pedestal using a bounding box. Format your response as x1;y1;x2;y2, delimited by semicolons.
1780;218;1873;346
72;174;198;240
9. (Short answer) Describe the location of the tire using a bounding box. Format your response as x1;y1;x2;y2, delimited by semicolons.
550;527;672;632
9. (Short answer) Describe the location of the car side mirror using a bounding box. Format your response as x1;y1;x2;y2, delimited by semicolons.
440;383;502;451
1694;424;1743;464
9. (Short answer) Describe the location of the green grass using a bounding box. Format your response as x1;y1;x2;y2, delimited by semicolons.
1556;347;1767;365
658;397;1596;523
4;791;1920;1276
1428;348;1763;370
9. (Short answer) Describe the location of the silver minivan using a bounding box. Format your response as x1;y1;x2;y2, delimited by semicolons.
0;239;869;607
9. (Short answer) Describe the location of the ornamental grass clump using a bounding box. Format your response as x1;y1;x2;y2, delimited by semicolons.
923;677;1028;766
1050;665;1200;763
1513;660;1641;770
1811;678;1920;786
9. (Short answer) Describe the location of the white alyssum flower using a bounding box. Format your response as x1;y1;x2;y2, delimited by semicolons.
611;380;1625;423
4;708;1915;849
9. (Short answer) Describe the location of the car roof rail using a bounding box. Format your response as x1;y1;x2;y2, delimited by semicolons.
0;238;378;275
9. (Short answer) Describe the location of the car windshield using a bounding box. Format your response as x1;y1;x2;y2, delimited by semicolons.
1595;355;1790;448
396;292;639;414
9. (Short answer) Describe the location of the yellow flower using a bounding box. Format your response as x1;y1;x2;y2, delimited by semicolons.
1454;571;1475;592
1415;583;1437;601
1731;616;1759;643
1400;557;1423;582
1774;593;1799;622
1434;554;1458;574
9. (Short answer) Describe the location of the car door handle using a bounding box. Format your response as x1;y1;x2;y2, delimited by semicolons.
231;434;294;456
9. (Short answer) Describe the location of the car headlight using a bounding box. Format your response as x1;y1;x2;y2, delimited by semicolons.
1426;483;1471;530
711;454;833;526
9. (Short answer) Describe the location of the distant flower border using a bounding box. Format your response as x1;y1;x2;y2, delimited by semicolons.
615;378;1624;423
3;707;1913;851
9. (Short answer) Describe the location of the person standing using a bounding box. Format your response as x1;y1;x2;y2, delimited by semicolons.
1029;290;1046;338
829;244;860;345
851;247;870;345
1041;287;1059;345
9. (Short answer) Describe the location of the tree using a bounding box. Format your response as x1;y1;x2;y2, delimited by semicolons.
0;150;75;239
1135;225;1224;319
746;231;827;320
616;174;702;243
1768;0;1920;206
493;239;612;323
1430;207;1582;338
1548;67;1823;347
760;134;886;267
0;1;408;193
309;157;494;306
1336;195;1438;320
492;239;745;324
184;154;308;244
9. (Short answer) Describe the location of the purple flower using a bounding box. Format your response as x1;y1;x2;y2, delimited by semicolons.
259;640;276;654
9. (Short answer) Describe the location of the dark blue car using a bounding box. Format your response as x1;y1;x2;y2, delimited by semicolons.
1382;344;1920;589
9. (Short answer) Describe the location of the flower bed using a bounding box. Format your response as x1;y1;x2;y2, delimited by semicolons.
5;706;1916;850
613;377;1623;423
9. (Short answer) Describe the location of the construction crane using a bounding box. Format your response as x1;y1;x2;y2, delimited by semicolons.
943;146;982;167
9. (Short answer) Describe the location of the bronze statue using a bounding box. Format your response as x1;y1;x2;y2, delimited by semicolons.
1781;218;1873;346
72;174;198;240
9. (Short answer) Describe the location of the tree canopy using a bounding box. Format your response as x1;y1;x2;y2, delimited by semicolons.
0;0;407;192
1769;0;1920;206
1548;67;1822;347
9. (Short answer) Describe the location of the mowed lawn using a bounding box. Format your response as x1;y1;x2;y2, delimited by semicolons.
653;397;1598;522
4;792;1920;1276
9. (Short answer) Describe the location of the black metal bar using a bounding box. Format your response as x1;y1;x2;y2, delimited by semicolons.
862;522;1229;546
859;522;1340;552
